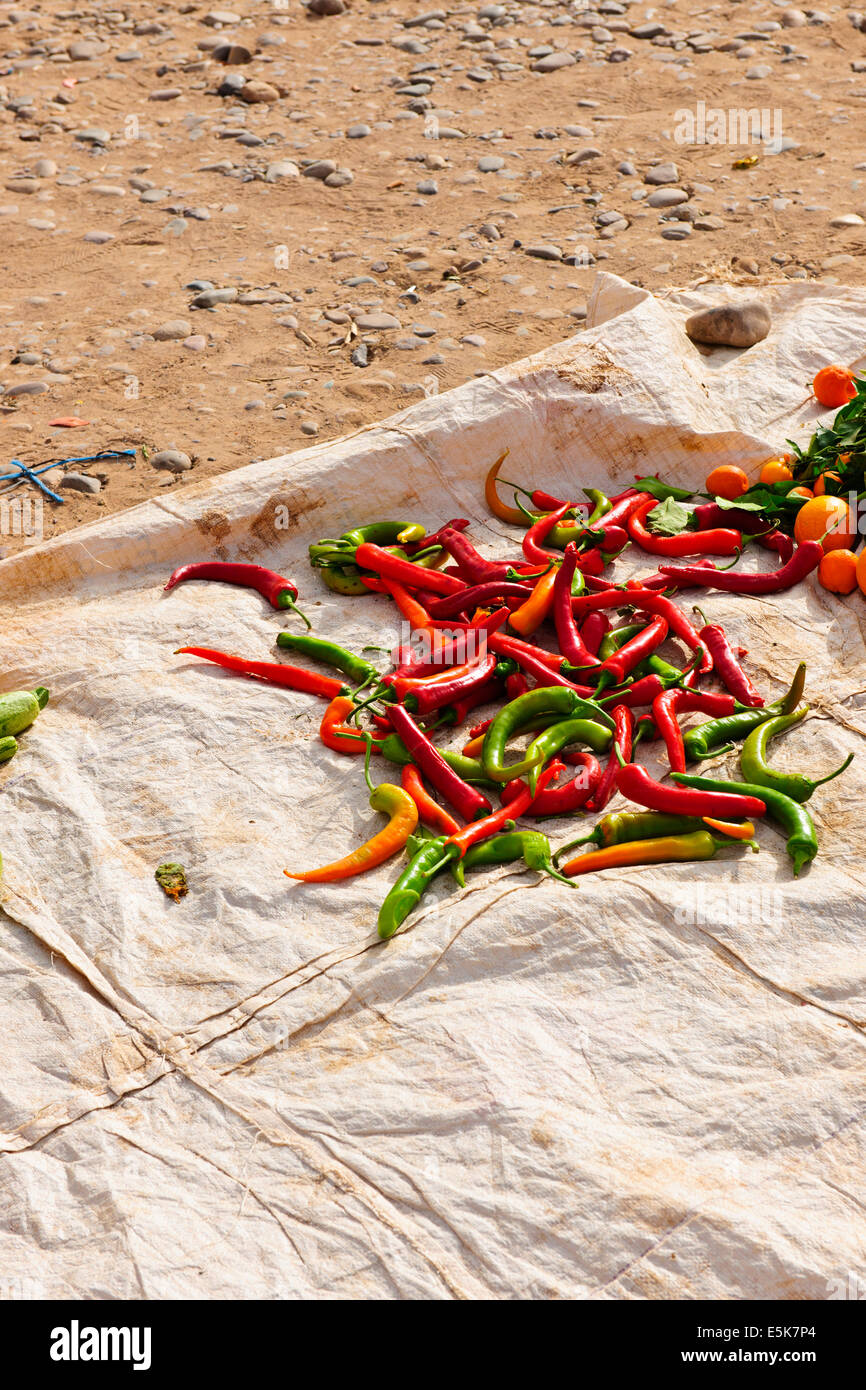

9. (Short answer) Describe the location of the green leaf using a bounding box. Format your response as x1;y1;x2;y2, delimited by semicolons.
711;495;767;513
646;497;691;536
634;475;693;501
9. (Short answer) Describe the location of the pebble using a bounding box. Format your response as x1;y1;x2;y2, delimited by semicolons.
239;80;280;104
300;420;319;436
3;381;48;396
302;159;337;180
153;319;193;341
645;162;679;185
685;301;771;348
214;43;251;64
347;124;371;139
531;52;577;72
830;214;865;228
356;312;401;330
60;473;101;494
183;335;208;351
525;244;563;260
308;0;346;13
417;180;438;195
265;161;300;181
648;188;689;208
150;449;193;472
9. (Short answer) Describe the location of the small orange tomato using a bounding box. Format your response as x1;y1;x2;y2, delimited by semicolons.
818;549;858;595
813;365;857;410
759;459;793;485
789;486;814;500
705;464;750;501
814;471;841;496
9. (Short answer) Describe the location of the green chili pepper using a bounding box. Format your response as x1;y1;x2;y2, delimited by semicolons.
0;736;17;764
584;488;612;525
598;622;643;663
482;687;615;784
672;771;818;876
525;717;612;795
378;836;458;940
318;563;369;597
341;521;421;550
553;811;706;864
276;632;380;686
683;662;806;762
740;709;853;803
0;687;49;740
452;830;575;888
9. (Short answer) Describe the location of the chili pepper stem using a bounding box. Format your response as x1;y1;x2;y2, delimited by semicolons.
278;596;311;629
552;831;595;865
811;751;854;787
363;735;376;794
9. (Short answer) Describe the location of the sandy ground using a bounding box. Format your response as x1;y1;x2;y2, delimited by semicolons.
0;0;864;554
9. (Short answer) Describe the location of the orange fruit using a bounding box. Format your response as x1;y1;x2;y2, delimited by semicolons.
813;365;857;410
794;494;855;552
706;464;749;501
759;459;793;484
818;549;858;595
789;486;814;500
814;471;841;496
857;550;866;597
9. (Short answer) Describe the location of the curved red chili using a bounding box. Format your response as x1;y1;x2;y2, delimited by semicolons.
175;647;344;699
657;540;822;595
354;542;466;595
580;612;611;657
692;609;764;707
501;752;601;816
615;762;766;819
653;688;736;773
587;703;633;812
386;704;492;821
553;543;599;668
165;561;308;623
627;497;742;558
522;501;573;565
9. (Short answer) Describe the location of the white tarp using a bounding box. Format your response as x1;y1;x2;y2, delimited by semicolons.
1;273;864;1300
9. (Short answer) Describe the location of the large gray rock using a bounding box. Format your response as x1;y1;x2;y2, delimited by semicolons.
685;301;771;348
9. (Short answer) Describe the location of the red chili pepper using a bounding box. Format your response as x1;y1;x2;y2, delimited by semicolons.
175;647;344;699
598;673;668;709
691;502;774;537
448;676;505;726
580;612;611;657
553;543;600;668
319;696;382;755
401;764;460;836
591;615;669;691
653;688;737;773
487;632;596;694
165;560;307;622
445;763;560;856
601;489;652;527
419;518;470;550
761;531;795;563
627;497;742;558
587;704;633;812
522;501;573;565
574;545;604;577
505;671;529;700
355;542;466;595
427;581;531;619
438;526;518;584
386;704;492;821
657;540;822;595
692;608;764;707
394;609;509;678
572;587;713;674
637;559;719;592
502;752;601;816
394;653;499;716
615;762;766;819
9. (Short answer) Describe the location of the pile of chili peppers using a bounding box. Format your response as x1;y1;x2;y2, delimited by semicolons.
166;452;853;939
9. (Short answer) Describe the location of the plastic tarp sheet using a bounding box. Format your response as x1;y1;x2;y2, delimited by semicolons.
1;273;864;1300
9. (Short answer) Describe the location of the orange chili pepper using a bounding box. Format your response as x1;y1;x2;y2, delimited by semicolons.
508;565;558;636
702;817;755;840
319;696;381;756
285;783;418;883
485;449;536;526
401;764;460;835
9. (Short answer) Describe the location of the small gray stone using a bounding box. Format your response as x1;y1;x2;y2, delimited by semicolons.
525;243;563;261
239;80;280;104
351;343;369;367
3;381;48;396
565;147;603;166
60;472;101;494
153;319;193;341
478;155;505;172
324;169;354;187
300;419;319;436
660;224;692;240
347;123;371;139
685;300;771;348
302;159;337;180
265;160;300;181
648;187;689;208
150;449;192;472
75;127;111;145
213;43;252;63
531;51;577;72
694;215;726;231
417;179;438;195
308;0;346;13
645;162;678;185
355;312;401;330
830;213;865;228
